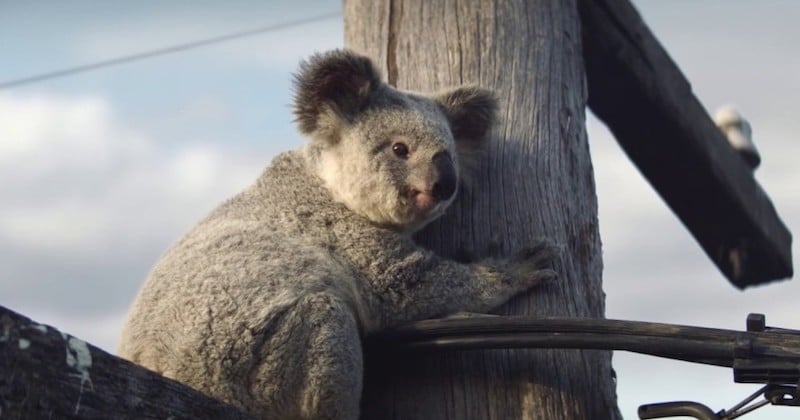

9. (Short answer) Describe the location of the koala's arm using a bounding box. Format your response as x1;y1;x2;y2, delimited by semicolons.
347;230;557;329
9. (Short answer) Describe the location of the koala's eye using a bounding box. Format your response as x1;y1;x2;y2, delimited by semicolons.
391;142;410;159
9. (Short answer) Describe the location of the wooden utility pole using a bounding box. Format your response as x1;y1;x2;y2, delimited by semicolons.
346;1;620;418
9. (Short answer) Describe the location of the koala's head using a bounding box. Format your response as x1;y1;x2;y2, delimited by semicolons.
293;49;497;232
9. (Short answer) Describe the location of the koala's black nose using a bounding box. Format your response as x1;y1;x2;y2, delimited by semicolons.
432;152;457;201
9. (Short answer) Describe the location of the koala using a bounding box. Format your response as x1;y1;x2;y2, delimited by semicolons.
118;49;557;420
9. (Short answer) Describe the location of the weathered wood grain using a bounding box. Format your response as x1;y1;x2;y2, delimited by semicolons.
0;305;255;420
345;0;619;418
578;0;793;288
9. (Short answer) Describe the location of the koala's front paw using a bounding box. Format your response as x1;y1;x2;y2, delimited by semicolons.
507;241;559;288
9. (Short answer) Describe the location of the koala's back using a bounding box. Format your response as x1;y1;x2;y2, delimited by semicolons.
118;151;361;412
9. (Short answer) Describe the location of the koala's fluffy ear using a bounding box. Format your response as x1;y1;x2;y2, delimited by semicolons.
293;49;382;139
435;86;498;175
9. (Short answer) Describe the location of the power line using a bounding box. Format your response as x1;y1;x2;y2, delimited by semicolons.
0;12;341;90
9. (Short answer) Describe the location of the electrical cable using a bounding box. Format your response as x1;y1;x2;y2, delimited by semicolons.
0;11;341;90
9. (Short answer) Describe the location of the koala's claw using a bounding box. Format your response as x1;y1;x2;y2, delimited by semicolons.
512;241;559;268
532;268;558;284
509;241;560;286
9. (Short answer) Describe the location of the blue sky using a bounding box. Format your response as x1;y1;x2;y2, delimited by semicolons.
1;1;798;418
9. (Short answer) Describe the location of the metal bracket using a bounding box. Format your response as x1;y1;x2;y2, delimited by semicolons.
765;384;800;407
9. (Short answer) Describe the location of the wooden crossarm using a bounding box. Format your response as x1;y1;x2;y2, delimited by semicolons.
578;0;793;288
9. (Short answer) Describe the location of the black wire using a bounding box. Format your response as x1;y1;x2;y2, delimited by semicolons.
0;11;341;90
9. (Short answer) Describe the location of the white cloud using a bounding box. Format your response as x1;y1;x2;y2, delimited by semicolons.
0;200;111;250
0;94;113;167
168;147;222;193
0;92;263;250
0;92;267;337
176;95;233;125
0;94;137;250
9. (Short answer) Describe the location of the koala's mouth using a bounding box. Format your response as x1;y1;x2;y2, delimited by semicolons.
402;188;447;224
390;185;451;231
412;190;439;214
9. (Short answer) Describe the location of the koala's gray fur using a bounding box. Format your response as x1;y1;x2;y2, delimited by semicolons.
118;49;557;420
